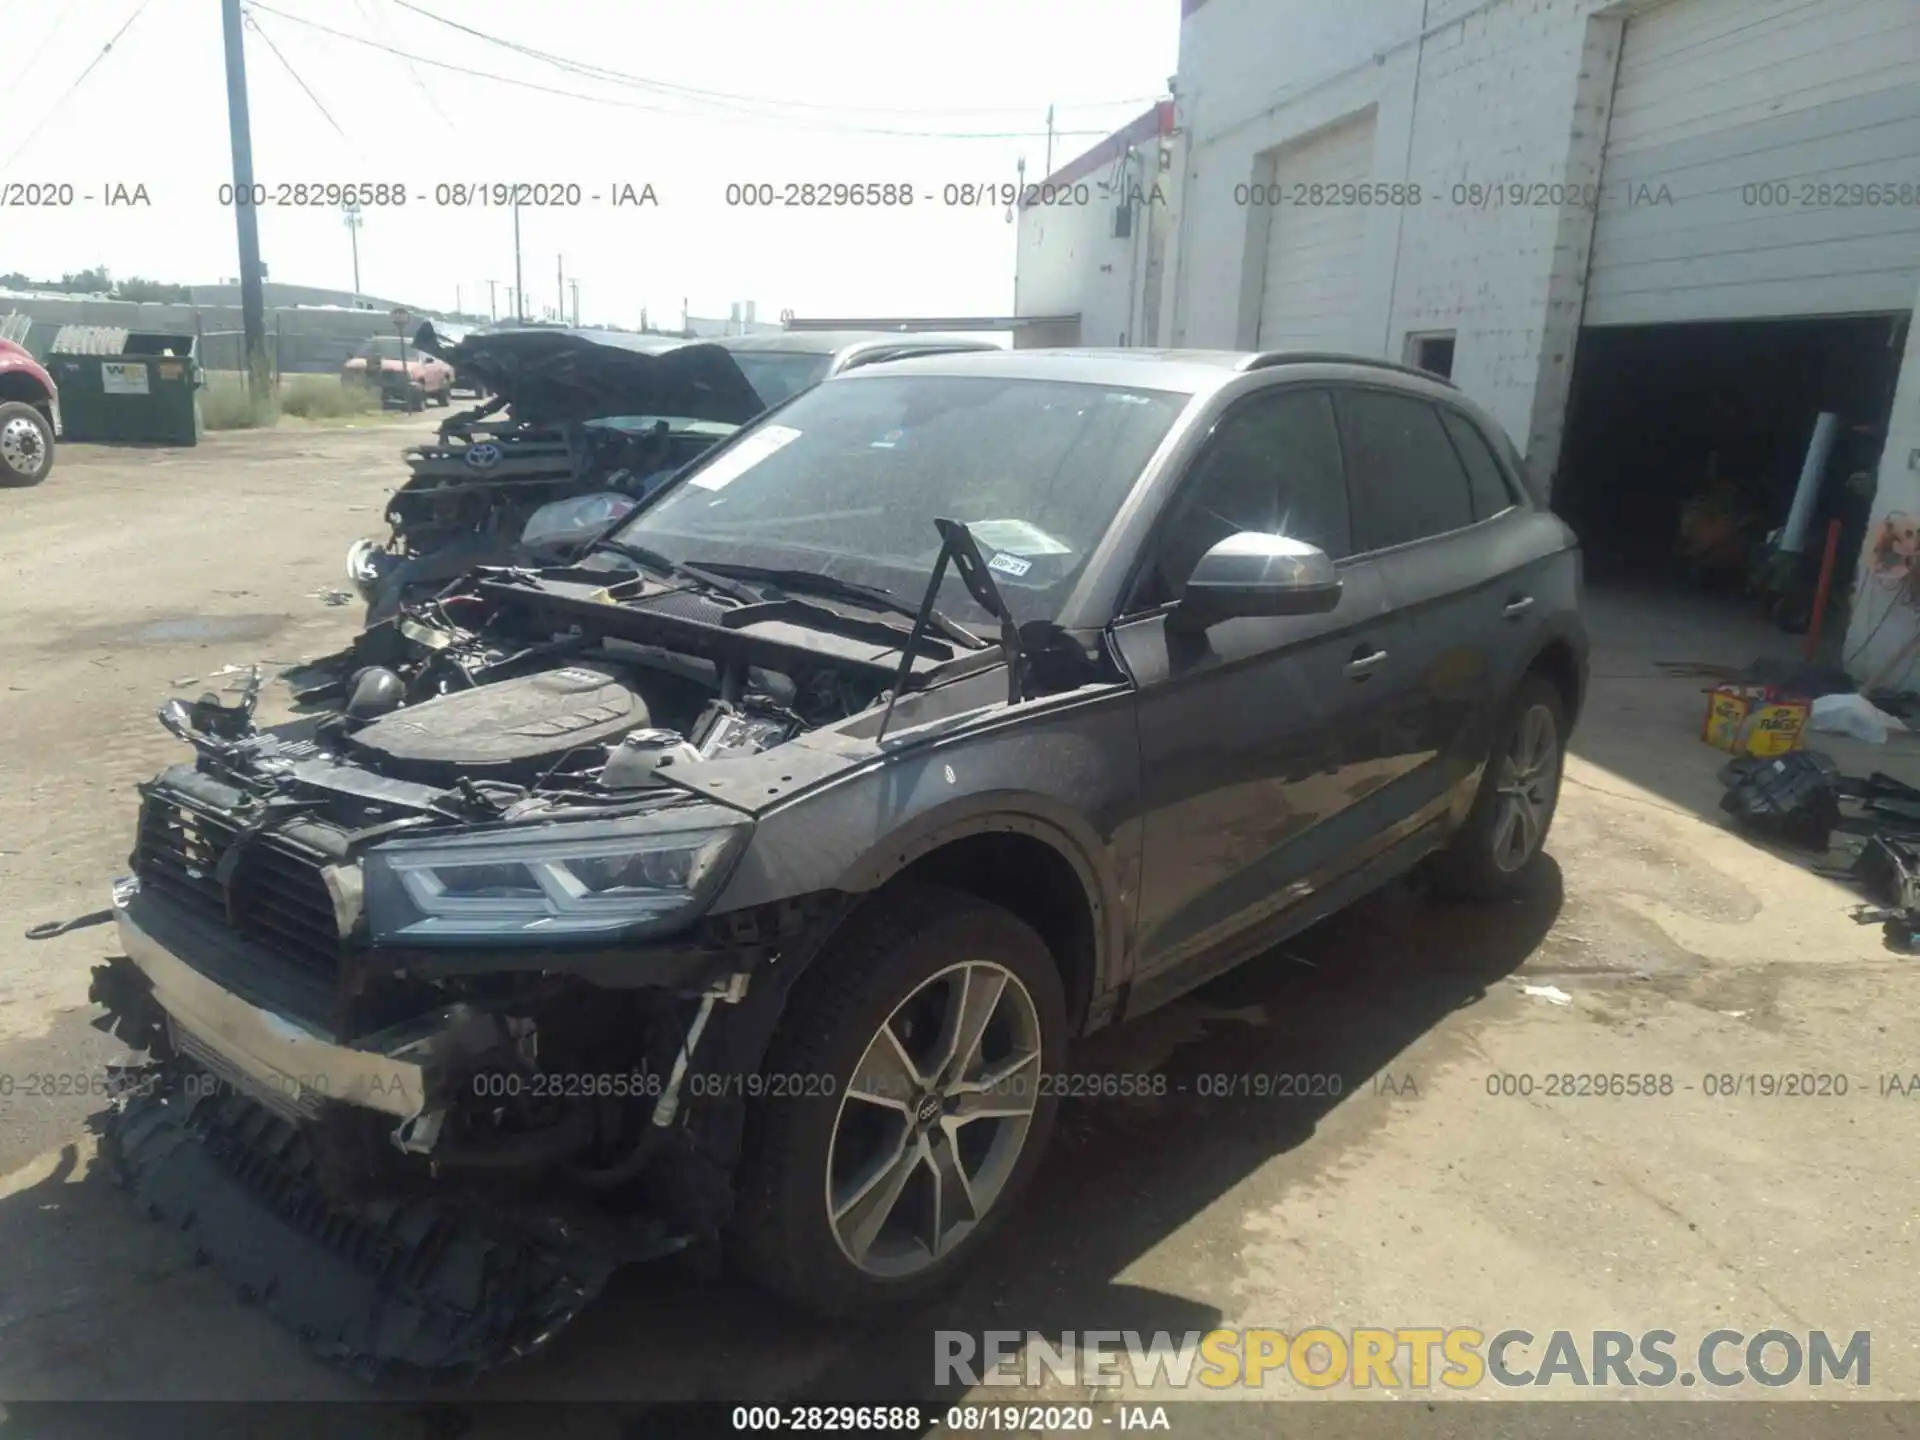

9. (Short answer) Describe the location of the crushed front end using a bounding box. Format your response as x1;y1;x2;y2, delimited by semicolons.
347;325;766;621
87;596;873;1378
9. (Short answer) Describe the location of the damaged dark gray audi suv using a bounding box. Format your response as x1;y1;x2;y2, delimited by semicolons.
90;348;1587;1377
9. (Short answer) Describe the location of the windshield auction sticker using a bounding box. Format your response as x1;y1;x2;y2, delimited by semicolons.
690;424;802;492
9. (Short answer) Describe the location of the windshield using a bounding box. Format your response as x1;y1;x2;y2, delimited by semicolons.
357;338;415;362
610;373;1189;627
728;351;836;407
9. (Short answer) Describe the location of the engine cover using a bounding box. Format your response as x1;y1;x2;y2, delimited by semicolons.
347;665;649;782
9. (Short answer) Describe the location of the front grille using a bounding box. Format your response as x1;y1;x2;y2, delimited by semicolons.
135;796;344;979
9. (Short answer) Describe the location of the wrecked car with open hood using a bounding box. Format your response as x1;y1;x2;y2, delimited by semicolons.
89;349;1587;1379
344;321;767;626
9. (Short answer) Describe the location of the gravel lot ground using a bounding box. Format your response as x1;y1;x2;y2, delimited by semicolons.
1;427;1917;1438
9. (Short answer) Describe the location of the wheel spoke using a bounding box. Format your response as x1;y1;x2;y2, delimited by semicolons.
1493;798;1524;865
948;1049;1040;1122
1509;795;1539;864
925;1124;979;1256
832;1129;925;1263
932;964;1008;1089
845;1021;923;1113
825;958;1045;1279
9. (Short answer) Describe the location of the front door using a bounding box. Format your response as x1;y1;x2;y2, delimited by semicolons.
1113;386;1401;1002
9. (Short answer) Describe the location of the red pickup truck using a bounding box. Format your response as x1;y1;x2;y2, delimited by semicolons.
0;338;58;485
342;336;455;408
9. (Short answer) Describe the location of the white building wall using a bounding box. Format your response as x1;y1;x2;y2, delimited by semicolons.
1015;135;1174;349
1844;298;1920;684
1165;0;1638;485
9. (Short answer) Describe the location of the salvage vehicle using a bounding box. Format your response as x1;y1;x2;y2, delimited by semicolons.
0;336;59;485
90;349;1587;1378
342;335;456;409
711;330;1003;407
346;323;767;625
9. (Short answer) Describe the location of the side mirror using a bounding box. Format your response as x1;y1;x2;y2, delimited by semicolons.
1174;532;1341;626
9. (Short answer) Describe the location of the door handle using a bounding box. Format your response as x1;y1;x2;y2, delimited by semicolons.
1503;595;1535;618
1345;646;1387;680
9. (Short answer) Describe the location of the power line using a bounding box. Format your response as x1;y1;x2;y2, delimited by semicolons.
391;0;1158;121
245;11;353;146
0;0;157;172
361;0;456;129
244;2;1118;141
0;5;73;111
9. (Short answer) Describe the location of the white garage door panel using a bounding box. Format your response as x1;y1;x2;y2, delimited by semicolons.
1256;117;1376;350
1606;0;1920;151
1586;0;1920;326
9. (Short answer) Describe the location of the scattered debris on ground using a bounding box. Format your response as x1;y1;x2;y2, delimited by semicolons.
1718;747;1920;951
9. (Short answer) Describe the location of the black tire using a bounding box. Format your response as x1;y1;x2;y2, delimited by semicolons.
1430;673;1567;900
0;401;55;486
732;883;1067;1316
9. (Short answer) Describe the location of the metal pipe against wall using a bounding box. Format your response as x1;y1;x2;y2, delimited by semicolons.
1780;411;1841;554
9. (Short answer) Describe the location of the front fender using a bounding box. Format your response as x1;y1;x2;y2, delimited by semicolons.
706;683;1144;1010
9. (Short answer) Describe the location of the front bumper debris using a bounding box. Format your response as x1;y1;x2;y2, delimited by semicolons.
107;876;490;1126
104;1068;617;1380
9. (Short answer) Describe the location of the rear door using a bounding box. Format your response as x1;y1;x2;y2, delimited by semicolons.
1115;386;1398;998
1333;387;1528;817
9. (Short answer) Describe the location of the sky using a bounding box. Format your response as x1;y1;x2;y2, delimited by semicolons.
0;0;1178;327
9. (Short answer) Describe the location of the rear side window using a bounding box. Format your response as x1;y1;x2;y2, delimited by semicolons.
1439;408;1519;520
1334;389;1475;550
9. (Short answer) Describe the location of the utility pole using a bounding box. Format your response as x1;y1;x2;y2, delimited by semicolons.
486;279;497;320
556;255;565;324
569;278;579;327
455;284;462;318
1044;104;1055;178
220;0;270;403
512;202;524;320
342;202;363;295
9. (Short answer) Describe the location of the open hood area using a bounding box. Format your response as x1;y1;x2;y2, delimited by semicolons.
412;321;768;426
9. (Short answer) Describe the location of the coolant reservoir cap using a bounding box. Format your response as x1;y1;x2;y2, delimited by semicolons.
602;728;705;789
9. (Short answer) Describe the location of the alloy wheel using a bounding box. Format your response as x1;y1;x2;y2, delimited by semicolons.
825;960;1043;1278
0;415;46;477
1491;702;1559;872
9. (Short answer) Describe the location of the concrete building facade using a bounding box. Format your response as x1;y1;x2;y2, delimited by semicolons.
1014;101;1178;349
1144;0;1920;679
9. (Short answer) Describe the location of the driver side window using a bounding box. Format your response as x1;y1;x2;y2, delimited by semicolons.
1128;388;1351;611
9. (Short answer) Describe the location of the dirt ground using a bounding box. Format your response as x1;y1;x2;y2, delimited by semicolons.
2;426;1918;1437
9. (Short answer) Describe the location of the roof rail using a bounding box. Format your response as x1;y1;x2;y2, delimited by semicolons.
1238;351;1458;388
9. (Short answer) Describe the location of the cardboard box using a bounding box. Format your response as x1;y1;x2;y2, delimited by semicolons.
1701;684;1809;757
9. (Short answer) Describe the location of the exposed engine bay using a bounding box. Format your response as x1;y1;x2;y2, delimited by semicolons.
86;536;1050;1378
348;322;770;623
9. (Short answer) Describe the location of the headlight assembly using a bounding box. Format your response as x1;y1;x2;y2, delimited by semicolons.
363;806;751;946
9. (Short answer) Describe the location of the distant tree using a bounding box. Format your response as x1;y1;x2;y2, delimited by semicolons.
56;266;113;294
114;276;192;303
0;272;31;290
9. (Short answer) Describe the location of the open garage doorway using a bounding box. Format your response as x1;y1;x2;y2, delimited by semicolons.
1555;314;1909;639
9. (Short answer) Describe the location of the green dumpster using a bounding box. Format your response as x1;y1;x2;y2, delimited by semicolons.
46;327;204;445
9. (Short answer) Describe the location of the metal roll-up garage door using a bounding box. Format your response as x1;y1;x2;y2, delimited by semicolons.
1584;0;1920;326
1255;115;1378;349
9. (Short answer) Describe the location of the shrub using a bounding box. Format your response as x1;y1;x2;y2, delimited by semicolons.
280;374;378;419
